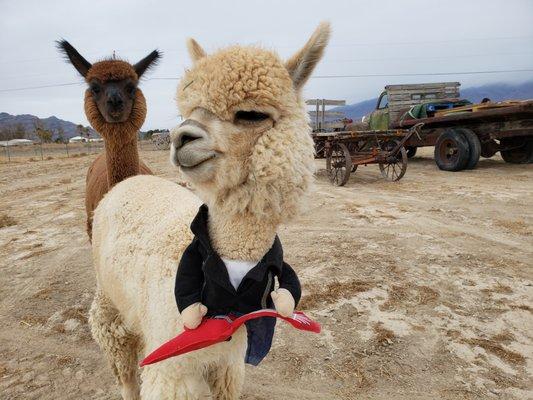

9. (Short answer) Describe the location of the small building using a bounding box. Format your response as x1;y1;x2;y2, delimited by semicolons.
0;139;34;147
69;136;87;143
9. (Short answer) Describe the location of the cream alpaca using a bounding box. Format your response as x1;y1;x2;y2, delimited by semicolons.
90;22;330;399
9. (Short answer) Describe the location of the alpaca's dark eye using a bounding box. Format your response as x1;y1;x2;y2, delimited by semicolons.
234;111;270;124
90;84;101;95
126;83;136;95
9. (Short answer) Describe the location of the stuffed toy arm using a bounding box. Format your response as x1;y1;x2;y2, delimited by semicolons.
175;239;207;329
181;302;208;329
271;262;302;317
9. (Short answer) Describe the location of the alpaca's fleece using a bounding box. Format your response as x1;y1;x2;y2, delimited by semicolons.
92;175;247;397
86;59;138;83
84;88;150;238
177;46;315;225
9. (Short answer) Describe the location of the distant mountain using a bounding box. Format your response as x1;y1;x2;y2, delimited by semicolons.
334;81;533;120
0;112;96;140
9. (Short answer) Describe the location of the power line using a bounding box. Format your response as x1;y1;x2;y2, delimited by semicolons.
147;69;533;81
0;82;81;93
311;69;533;79
3;35;532;66
1;68;532;92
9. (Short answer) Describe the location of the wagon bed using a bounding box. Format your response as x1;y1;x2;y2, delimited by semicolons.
313;124;423;186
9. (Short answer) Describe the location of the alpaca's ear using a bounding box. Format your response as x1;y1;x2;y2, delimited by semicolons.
134;50;161;78
186;38;207;63
285;22;331;90
56;39;92;78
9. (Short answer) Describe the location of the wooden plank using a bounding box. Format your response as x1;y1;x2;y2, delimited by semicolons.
388;94;457;102
387;87;459;93
385;82;460;91
434;100;525;116
306;99;346;106
387;89;460;97
308;111;345;117
311;122;346;129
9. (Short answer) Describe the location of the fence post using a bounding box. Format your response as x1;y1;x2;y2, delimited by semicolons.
39;137;44;160
65;142;69;157
5;133;11;162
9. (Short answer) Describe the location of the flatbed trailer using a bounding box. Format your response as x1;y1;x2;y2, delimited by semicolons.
365;82;533;171
396;100;533;170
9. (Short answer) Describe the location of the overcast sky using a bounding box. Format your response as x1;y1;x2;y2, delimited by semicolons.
1;0;532;130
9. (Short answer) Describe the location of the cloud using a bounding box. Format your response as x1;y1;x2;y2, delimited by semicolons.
1;0;532;129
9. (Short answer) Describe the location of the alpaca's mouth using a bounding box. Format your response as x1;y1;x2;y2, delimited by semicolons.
179;153;217;170
104;110;128;123
172;140;218;169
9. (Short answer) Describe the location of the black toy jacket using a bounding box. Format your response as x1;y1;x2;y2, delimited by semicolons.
175;205;301;316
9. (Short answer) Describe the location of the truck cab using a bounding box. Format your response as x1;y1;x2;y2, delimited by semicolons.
368;91;390;131
367;82;462;131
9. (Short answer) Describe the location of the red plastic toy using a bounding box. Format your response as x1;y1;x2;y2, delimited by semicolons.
140;309;320;366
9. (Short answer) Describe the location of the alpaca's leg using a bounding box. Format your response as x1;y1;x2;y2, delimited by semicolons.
206;360;245;400
141;364;212;400
89;290;140;400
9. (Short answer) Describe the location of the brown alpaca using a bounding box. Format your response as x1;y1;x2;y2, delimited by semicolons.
57;40;160;237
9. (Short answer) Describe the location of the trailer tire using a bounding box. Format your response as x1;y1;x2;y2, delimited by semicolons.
500;137;533;164
434;129;470;171
456;128;481;169
406;146;417;158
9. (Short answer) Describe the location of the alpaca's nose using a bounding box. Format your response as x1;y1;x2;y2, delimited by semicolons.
107;94;123;110
171;121;208;150
176;132;201;148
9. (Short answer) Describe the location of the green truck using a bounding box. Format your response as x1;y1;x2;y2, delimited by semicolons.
365;82;533;170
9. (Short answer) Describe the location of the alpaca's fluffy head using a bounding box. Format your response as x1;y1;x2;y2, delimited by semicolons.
56;40;160;137
171;22;330;224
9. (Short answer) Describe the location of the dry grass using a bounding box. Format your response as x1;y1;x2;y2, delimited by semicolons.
373;323;396;346
495;219;532;236
0;214;17;228
381;284;439;311
299;279;371;310
380;284;409;311
62;306;88;323
415;285;440;304
20;315;48;327
466;338;526;366
510;304;532;312
491;331;515;343
481;283;514;295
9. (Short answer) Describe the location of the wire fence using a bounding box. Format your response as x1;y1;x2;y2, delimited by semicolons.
0;138;159;163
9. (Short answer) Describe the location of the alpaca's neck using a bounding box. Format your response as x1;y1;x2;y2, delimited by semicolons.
104;137;140;188
208;210;278;261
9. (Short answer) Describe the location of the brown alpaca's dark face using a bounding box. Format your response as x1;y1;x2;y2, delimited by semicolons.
56;39;161;125
89;79;137;123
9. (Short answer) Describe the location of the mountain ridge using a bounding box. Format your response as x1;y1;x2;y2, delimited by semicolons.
333;81;533;120
0;112;95;141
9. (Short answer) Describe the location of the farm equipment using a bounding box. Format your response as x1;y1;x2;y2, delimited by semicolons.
365;82;533;170
314;123;423;186
151;131;170;150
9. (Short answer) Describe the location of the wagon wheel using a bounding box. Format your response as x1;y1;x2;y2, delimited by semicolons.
314;140;326;159
379;141;408;181
326;142;352;186
346;142;361;173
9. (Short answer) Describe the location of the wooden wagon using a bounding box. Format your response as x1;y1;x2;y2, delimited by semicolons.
313;123;423;186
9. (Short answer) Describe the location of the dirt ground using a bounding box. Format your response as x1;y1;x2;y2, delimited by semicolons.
0;147;532;400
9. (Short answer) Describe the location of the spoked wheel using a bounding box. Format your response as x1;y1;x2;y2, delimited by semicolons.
326;142;352;186
379;141;408;181
314;140;326;159
347;142;363;173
